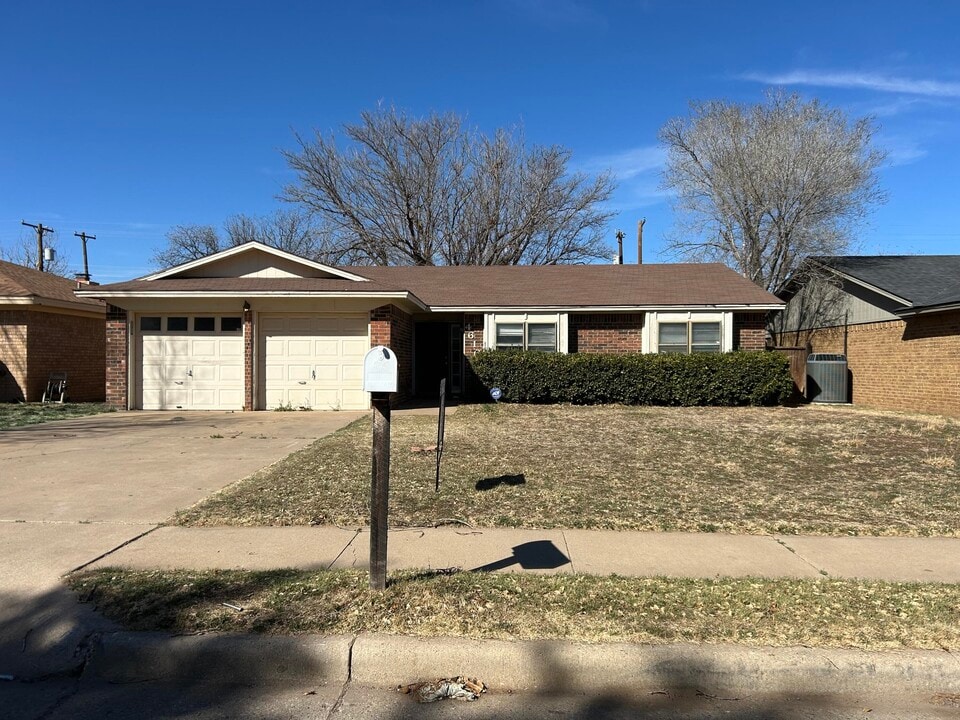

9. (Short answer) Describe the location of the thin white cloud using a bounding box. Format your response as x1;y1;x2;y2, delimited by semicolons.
880;135;928;167
580;145;667;181
740;70;960;98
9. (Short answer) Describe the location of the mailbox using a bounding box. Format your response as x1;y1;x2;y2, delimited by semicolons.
363;345;398;393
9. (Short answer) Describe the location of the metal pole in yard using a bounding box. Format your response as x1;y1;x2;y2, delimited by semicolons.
370;392;391;591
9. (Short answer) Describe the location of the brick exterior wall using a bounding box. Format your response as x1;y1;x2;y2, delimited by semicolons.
462;313;485;398
569;313;644;353
733;312;769;351
105;305;128;409
0;309;29;402
370;304;413;404
0;308;104;403
805;310;960;418
243;306;254;411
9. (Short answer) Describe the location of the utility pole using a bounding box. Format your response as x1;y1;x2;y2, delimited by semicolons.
21;221;55;272
74;231;96;281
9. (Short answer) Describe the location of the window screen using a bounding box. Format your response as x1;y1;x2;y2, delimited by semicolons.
691;323;721;353
495;323;524;349
526;323;557;352
658;323;688;354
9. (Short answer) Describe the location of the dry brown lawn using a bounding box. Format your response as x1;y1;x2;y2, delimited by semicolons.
175;404;960;536
69;568;960;651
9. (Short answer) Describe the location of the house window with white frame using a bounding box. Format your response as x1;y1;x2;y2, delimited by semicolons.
657;320;722;354
486;313;568;353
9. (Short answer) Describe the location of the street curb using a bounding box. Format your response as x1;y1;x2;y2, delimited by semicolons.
89;632;960;695
88;633;353;684
351;636;960;695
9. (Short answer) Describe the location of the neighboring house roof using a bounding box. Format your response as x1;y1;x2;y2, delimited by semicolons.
0;258;104;312
79;242;783;311
813;255;960;314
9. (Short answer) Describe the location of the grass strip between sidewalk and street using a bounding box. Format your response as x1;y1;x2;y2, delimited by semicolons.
174;404;960;536
68;568;960;651
0;402;113;429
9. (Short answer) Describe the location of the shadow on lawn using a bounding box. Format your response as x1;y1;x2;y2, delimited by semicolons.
474;473;526;491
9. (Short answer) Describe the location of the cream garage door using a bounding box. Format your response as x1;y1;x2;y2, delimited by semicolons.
139;315;245;410
261;315;368;410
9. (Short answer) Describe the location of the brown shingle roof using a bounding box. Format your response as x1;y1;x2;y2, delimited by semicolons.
0;259;103;308
86;263;782;309
353;263;782;307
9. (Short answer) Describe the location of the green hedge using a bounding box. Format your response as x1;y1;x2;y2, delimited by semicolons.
468;350;793;406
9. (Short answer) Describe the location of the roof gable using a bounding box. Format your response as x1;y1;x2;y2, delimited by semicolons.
814;255;960;310
143;242;369;282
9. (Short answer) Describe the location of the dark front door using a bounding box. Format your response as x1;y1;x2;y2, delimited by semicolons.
415;322;464;397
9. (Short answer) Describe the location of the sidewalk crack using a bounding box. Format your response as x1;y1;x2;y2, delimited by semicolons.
773;535;828;577
65;526;161;576
561;530;576;575
325;635;357;719
326;529;361;570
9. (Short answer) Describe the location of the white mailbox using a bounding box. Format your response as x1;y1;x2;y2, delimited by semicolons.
363;345;398;393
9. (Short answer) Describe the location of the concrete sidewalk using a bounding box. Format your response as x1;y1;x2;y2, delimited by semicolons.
88;525;960;583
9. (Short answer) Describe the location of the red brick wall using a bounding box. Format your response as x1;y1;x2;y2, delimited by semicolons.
807;310;960;417
1;308;104;402
105;305;128;409
243;307;254;411
26;310;105;402
370;305;413;403
462;313;485;398
733;312;768;351
569;313;643;353
0;309;29;402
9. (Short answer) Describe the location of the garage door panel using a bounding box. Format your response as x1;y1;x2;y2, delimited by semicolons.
138;320;244;411
261;315;368;411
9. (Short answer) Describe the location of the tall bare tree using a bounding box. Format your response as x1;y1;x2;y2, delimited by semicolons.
0;230;69;276
659;92;886;292
151;209;339;269
281;106;615;265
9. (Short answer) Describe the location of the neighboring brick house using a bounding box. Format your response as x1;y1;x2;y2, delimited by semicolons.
78;242;782;411
0;259;106;402
777;255;960;418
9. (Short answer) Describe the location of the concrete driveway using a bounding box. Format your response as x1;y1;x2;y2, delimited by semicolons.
0;409;362;680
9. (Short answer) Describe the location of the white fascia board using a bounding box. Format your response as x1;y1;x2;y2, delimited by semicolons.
76;290;428;310
142;242;370;282
898;302;960;317
0;295;106;314
429;304;783;312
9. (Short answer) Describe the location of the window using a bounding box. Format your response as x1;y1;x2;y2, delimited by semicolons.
140;316;161;331
220;317;242;332
495;321;557;352
194;317;215;332
167;317;188;332
658;321;721;354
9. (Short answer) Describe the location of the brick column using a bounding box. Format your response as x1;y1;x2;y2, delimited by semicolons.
243;305;254;410
734;312;769;350
463;313;485;399
105;304;128;409
369;305;413;404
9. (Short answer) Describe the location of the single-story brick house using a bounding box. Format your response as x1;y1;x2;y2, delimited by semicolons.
777;255;960;417
0;259;106;402
78;242;783;411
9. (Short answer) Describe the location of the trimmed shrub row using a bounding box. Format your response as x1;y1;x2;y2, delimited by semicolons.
468;350;793;406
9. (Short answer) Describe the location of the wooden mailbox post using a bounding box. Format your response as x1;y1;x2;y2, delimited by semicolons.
363;346;398;591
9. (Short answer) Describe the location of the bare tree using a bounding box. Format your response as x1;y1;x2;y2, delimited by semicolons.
150;209;340;269
0;230;70;276
659;92;886;292
281;106;615;266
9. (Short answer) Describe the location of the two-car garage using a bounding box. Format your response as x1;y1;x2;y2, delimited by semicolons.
135;313;369;411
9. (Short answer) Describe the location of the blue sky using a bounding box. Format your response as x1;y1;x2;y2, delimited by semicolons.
2;0;958;282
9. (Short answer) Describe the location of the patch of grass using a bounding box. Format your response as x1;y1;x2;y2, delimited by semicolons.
68;568;960;651
0;402;113;430
175;404;960;536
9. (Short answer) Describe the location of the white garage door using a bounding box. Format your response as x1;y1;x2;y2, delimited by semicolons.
139;315;244;410
261;315;368;411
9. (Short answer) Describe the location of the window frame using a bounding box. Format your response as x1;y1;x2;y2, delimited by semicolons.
647;311;732;354
485;313;568;353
